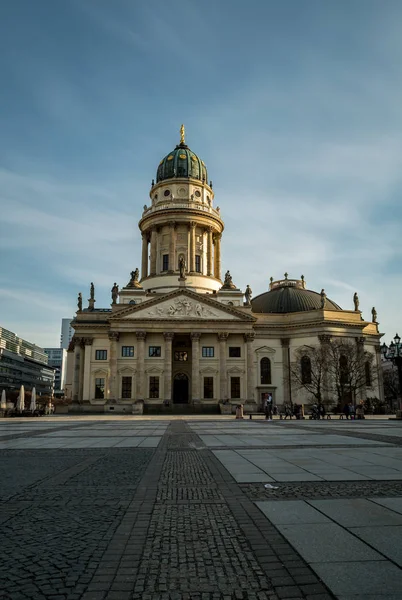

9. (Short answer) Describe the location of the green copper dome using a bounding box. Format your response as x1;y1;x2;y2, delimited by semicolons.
156;126;208;183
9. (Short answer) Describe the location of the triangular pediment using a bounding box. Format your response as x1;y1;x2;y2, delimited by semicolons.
111;289;255;322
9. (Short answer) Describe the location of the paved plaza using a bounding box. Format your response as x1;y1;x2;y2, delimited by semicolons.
0;417;402;600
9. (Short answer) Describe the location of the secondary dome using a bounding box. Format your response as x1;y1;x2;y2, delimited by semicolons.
156;125;208;184
251;276;342;313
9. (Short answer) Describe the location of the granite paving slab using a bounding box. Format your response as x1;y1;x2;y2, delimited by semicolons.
308;498;402;527
312;561;402;597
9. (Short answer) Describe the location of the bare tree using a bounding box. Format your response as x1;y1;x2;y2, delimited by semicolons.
383;366;400;408
326;339;377;405
290;345;328;404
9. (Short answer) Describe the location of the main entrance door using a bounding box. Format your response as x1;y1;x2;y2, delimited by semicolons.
173;373;189;404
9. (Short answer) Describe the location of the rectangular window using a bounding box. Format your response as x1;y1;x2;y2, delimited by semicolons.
121;376;132;399
195;255;201;273
121;346;134;357
149;346;161;357
202;346;214;358
162;254;169;271
229;347;241;358
95;378;105;399
231;376;241;399
174;351;188;361
203;376;214;399
95;350;107;360
149;376;159;398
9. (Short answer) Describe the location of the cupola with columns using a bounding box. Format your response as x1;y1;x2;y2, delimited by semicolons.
138;126;224;295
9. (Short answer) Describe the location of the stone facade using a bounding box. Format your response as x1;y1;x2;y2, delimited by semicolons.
64;129;383;413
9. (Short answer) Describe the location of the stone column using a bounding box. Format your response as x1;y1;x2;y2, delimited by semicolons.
356;336;367;403
78;339;85;402
72;338;81;402
108;332;119;401
319;334;331;405
218;332;229;401
163;332;174;403
207;227;213;276
191;333;201;403
281;338;291;405
136;331;147;400
244;333;255;402
141;233;148;279
375;345;385;404
189;221;196;273
168;221;176;273
214;234;221;280
82;338;93;401
150;228;157;275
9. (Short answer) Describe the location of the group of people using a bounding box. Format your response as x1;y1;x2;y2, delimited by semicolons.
340;401;365;419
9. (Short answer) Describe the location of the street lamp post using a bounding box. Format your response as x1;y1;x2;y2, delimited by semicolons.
381;333;402;418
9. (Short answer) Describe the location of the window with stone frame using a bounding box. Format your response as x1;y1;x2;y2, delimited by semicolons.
195;255;201;273
162;254;169;271
260;357;271;384
229;347;241;358
121;346;134;357
301;356;312;384
121;376;132;399
95;378;105;399
95;350;107;360
149;346;161;357
230;376;241;399
203;376;214;399
149;376;160;398
202;346;214;358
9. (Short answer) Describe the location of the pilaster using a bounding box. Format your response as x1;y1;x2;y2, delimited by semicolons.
191;333;201;403
318;334;331;404
356;336;367;402
189;221;196;273
244;332;255;402
281;338;291;405
375;345;385;404
108;332;120;401
218;332;229;401
214;233;221;280
163;332;174;403
136;331;147;400
82;338;93;402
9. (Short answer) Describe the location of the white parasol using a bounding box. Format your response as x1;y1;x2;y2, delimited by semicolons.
16;385;25;411
30;387;36;412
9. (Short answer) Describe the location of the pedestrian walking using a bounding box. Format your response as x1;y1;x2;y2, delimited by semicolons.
264;393;273;420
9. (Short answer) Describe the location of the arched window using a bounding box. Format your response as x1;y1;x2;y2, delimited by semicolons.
260;357;271;384
301;356;312;384
365;361;372;386
340;355;348;384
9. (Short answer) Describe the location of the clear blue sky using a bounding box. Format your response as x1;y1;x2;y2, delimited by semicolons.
1;0;401;346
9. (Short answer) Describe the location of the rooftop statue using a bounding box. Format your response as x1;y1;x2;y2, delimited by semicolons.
320;288;327;309
90;282;95;300
245;284;252;306
111;283;119;304
77;292;82;312
372;306;377;323
353;292;359;311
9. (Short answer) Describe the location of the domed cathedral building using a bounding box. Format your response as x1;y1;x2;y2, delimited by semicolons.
64;127;384;414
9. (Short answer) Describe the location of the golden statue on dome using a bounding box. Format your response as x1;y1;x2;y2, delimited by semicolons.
180;124;185;144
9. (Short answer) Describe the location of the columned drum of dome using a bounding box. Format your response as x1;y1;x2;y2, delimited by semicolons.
251;277;342;313
138;126;224;294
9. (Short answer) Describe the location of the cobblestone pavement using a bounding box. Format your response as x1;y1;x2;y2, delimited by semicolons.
3;417;402;599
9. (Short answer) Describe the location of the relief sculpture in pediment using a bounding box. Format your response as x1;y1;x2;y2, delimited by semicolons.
146;298;218;319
